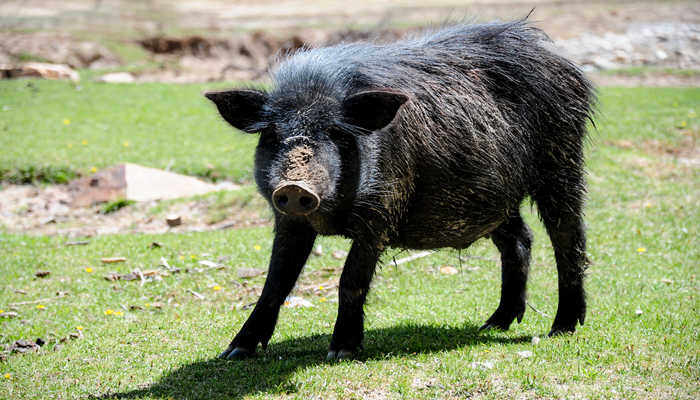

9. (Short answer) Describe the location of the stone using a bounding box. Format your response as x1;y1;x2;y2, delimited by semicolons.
166;215;182;227
0;62;79;81
68;163;235;207
97;72;135;83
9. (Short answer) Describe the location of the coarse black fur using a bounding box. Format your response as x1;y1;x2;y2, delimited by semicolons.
206;18;596;360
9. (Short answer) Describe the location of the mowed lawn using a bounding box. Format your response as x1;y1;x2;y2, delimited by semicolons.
0;81;698;399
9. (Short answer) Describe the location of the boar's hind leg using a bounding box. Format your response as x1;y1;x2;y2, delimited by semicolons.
219;219;316;360
533;170;587;336
480;212;533;331
327;241;381;360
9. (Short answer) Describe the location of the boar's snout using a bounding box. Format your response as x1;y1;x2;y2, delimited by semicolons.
272;181;320;216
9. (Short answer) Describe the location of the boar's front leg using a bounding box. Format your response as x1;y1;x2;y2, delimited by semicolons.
327;240;381;360
220;219;316;360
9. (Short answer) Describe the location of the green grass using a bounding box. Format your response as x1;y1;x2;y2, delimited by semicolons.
0;84;699;399
601;66;700;78
1;81;697;185
100;199;136;214
0;79;260;183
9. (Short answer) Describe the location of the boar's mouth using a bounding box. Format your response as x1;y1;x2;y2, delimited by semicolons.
271;181;321;216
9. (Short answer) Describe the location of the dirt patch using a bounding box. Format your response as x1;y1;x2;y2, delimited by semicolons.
138;36;223;57
0;184;270;237
606;132;698;160
133;28;405;82
2;2;698;84
0;32;120;69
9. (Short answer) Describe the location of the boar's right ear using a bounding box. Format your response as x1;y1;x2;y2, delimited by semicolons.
204;89;267;133
342;90;409;132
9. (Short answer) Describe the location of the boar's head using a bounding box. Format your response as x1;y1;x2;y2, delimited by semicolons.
205;88;407;233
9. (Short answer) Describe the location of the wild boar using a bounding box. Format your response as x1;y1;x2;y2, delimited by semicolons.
206;18;595;360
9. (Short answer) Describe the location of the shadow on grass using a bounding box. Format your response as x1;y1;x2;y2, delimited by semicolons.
95;323;530;400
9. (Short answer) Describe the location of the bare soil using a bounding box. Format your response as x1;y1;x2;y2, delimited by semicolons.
1;1;698;84
0;184;270;237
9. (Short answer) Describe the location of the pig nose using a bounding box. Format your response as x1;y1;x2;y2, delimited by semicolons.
272;182;320;216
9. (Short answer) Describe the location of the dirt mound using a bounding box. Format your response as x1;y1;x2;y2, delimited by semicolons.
138;36;227;57
0;32;120;69
133;28;415;82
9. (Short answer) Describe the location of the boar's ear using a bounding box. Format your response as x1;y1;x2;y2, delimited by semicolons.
204;89;267;133
342;90;409;132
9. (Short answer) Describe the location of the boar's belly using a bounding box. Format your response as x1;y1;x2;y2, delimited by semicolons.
396;210;504;250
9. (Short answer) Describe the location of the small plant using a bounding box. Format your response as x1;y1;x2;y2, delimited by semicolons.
100;199;135;214
0;166;80;184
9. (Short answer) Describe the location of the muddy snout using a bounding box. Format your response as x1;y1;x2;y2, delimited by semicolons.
272;182;320;216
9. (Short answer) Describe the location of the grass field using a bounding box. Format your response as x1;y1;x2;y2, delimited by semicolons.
0;80;260;183
0;81;698;399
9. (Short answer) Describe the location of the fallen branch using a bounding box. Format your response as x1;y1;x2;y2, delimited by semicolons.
394;251;433;266
65;240;90;246
187;289;205;300
9;292;68;307
526;301;550;318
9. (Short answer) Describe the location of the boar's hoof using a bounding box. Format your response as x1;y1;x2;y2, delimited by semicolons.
548;309;584;337
219;346;255;360
326;349;355;361
479;308;525;332
548;322;579;337
548;328;575;337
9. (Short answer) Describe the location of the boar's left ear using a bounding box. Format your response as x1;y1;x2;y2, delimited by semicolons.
204;89;267;133
342;90;409;132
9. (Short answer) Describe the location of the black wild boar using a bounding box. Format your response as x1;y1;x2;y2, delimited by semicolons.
206;19;595;360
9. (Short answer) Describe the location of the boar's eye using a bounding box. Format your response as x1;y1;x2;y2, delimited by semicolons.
258;127;279;145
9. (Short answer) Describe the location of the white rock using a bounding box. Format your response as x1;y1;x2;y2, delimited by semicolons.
97;72;135;83
591;56;619;70
284;296;314;308
12;62;80;82
469;360;495;370
517;350;533;358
